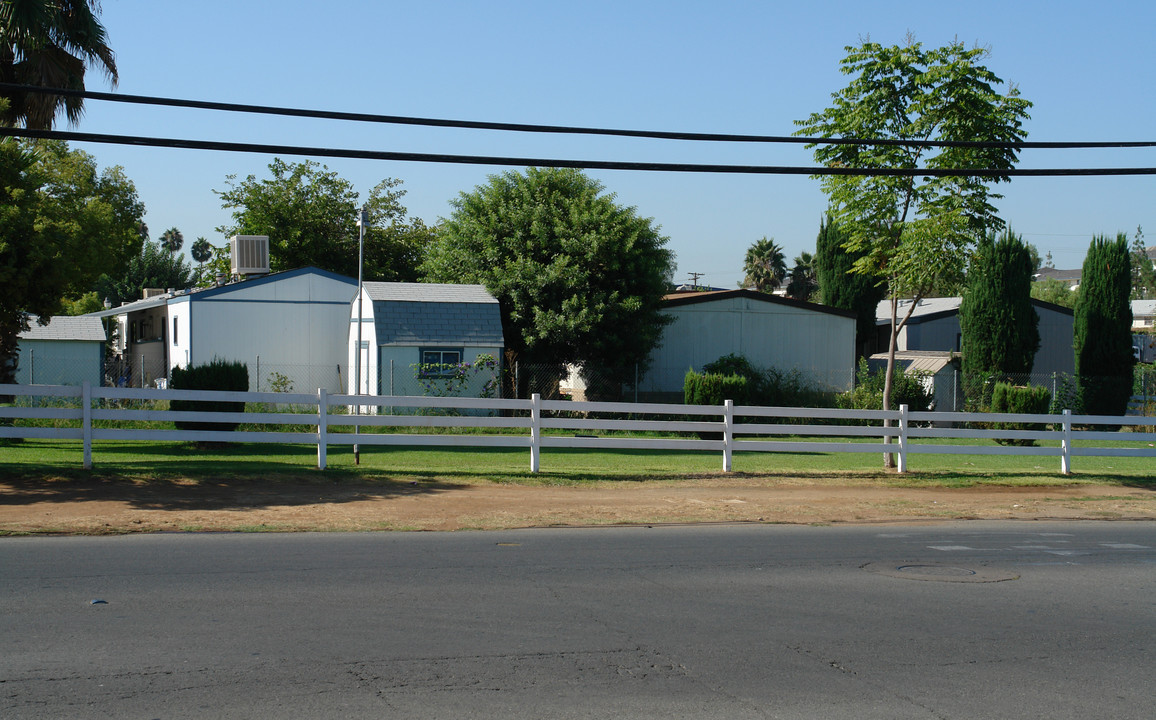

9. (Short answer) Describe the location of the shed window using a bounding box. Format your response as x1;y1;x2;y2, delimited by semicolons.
419;348;463;377
172;317;179;346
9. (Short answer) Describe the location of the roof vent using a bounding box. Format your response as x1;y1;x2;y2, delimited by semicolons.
230;235;270;276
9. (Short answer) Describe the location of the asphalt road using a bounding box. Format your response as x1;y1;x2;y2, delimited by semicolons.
2;521;1154;719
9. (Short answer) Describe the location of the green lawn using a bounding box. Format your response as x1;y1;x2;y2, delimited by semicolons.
1;437;1152;490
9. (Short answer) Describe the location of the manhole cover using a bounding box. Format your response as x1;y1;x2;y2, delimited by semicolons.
862;562;1019;583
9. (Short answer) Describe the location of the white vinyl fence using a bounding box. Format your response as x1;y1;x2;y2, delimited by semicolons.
2;383;1153;473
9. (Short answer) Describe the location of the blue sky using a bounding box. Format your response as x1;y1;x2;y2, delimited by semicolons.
69;0;1156;288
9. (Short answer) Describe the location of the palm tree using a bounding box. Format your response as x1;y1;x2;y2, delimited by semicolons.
160;227;183;254
0;0;118;129
742;237;787;293
785;251;818;302
191;237;212;265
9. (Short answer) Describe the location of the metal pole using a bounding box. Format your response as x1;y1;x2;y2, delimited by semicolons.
354;206;367;465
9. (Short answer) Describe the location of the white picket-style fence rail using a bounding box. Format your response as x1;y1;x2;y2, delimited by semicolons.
2;383;1154;474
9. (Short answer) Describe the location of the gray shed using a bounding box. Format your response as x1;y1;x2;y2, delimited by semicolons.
16;316;106;386
349;283;505;398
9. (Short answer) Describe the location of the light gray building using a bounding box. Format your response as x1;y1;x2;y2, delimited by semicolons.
349;282;505;400
637;289;857;401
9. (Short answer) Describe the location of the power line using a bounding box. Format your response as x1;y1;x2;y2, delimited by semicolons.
3;127;1156;176
2;83;1155;151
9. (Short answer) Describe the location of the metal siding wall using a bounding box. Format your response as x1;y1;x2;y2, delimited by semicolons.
643;299;855;393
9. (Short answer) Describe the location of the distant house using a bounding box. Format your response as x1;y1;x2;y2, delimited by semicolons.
349;282;505;401
15;316;106;386
873;297;1076;378
635;289;857;402
1134;300;1156;363
1033;267;1082;291
88;266;357;391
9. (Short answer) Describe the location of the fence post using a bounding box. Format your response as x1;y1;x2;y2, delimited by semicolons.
1060;408;1072;475
897;403;909;474
317;388;328;470
530;392;541;473
82;381;93;470
723;399;733;472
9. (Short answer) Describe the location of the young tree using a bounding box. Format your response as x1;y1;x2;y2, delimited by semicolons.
93;239;195;308
422;167;675;381
1030;277;1077;308
0;0;117;129
741;237;787;293
796;38;1031;464
959;229;1040;384
0;138;144;384
1129;225;1155;300
1074;233;1133;416
784;251;818;302
814;214;886;357
215;158;433;280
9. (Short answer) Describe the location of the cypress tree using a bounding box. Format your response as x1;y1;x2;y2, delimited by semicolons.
1074;233;1134;416
815;215;886;357
959;229;1040;380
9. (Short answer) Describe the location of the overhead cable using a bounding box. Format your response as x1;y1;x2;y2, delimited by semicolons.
4;126;1155;176
2;83;1154;150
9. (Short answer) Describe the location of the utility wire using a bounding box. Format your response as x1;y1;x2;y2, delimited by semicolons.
2;83;1155;150
4;127;1155;176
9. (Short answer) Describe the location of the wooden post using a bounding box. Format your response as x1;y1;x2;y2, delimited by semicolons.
897;403;908;474
82;381;93;470
317;388;328;470
723;399;734;472
1060;409;1072;475
530;392;541;473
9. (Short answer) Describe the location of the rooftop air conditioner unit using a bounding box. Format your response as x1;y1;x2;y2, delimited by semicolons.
230;235;270;276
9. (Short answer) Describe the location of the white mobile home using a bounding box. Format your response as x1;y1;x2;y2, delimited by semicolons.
90;267;357;391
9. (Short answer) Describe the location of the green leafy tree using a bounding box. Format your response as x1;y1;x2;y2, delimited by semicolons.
93;238;194;307
814;214;886;356
0;0;117;129
741;237;787;293
1129;225;1155;300
159;226;183;254
796;37;1031;464
959;229;1040;384
1074;233;1133;416
422;167;675;383
0;138;144;384
215;158;433;280
1030;277;1078;308
784;251;818;302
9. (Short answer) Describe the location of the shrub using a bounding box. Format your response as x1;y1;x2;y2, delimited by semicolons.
169;358;250;432
701;353;836;409
837;358;933;412
989;382;1051;446
684;370;749;406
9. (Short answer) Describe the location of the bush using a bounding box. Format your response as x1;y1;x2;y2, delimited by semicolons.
988;382;1051;446
169;358;250;432
837;358;933;412
684;370;749;406
701;353;836;409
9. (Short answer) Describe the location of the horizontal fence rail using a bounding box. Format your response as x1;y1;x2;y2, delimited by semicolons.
1;383;1154;474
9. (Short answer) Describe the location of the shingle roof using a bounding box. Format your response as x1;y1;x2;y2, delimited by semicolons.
19;316;106;342
365;282;499;304
365;283;504;347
